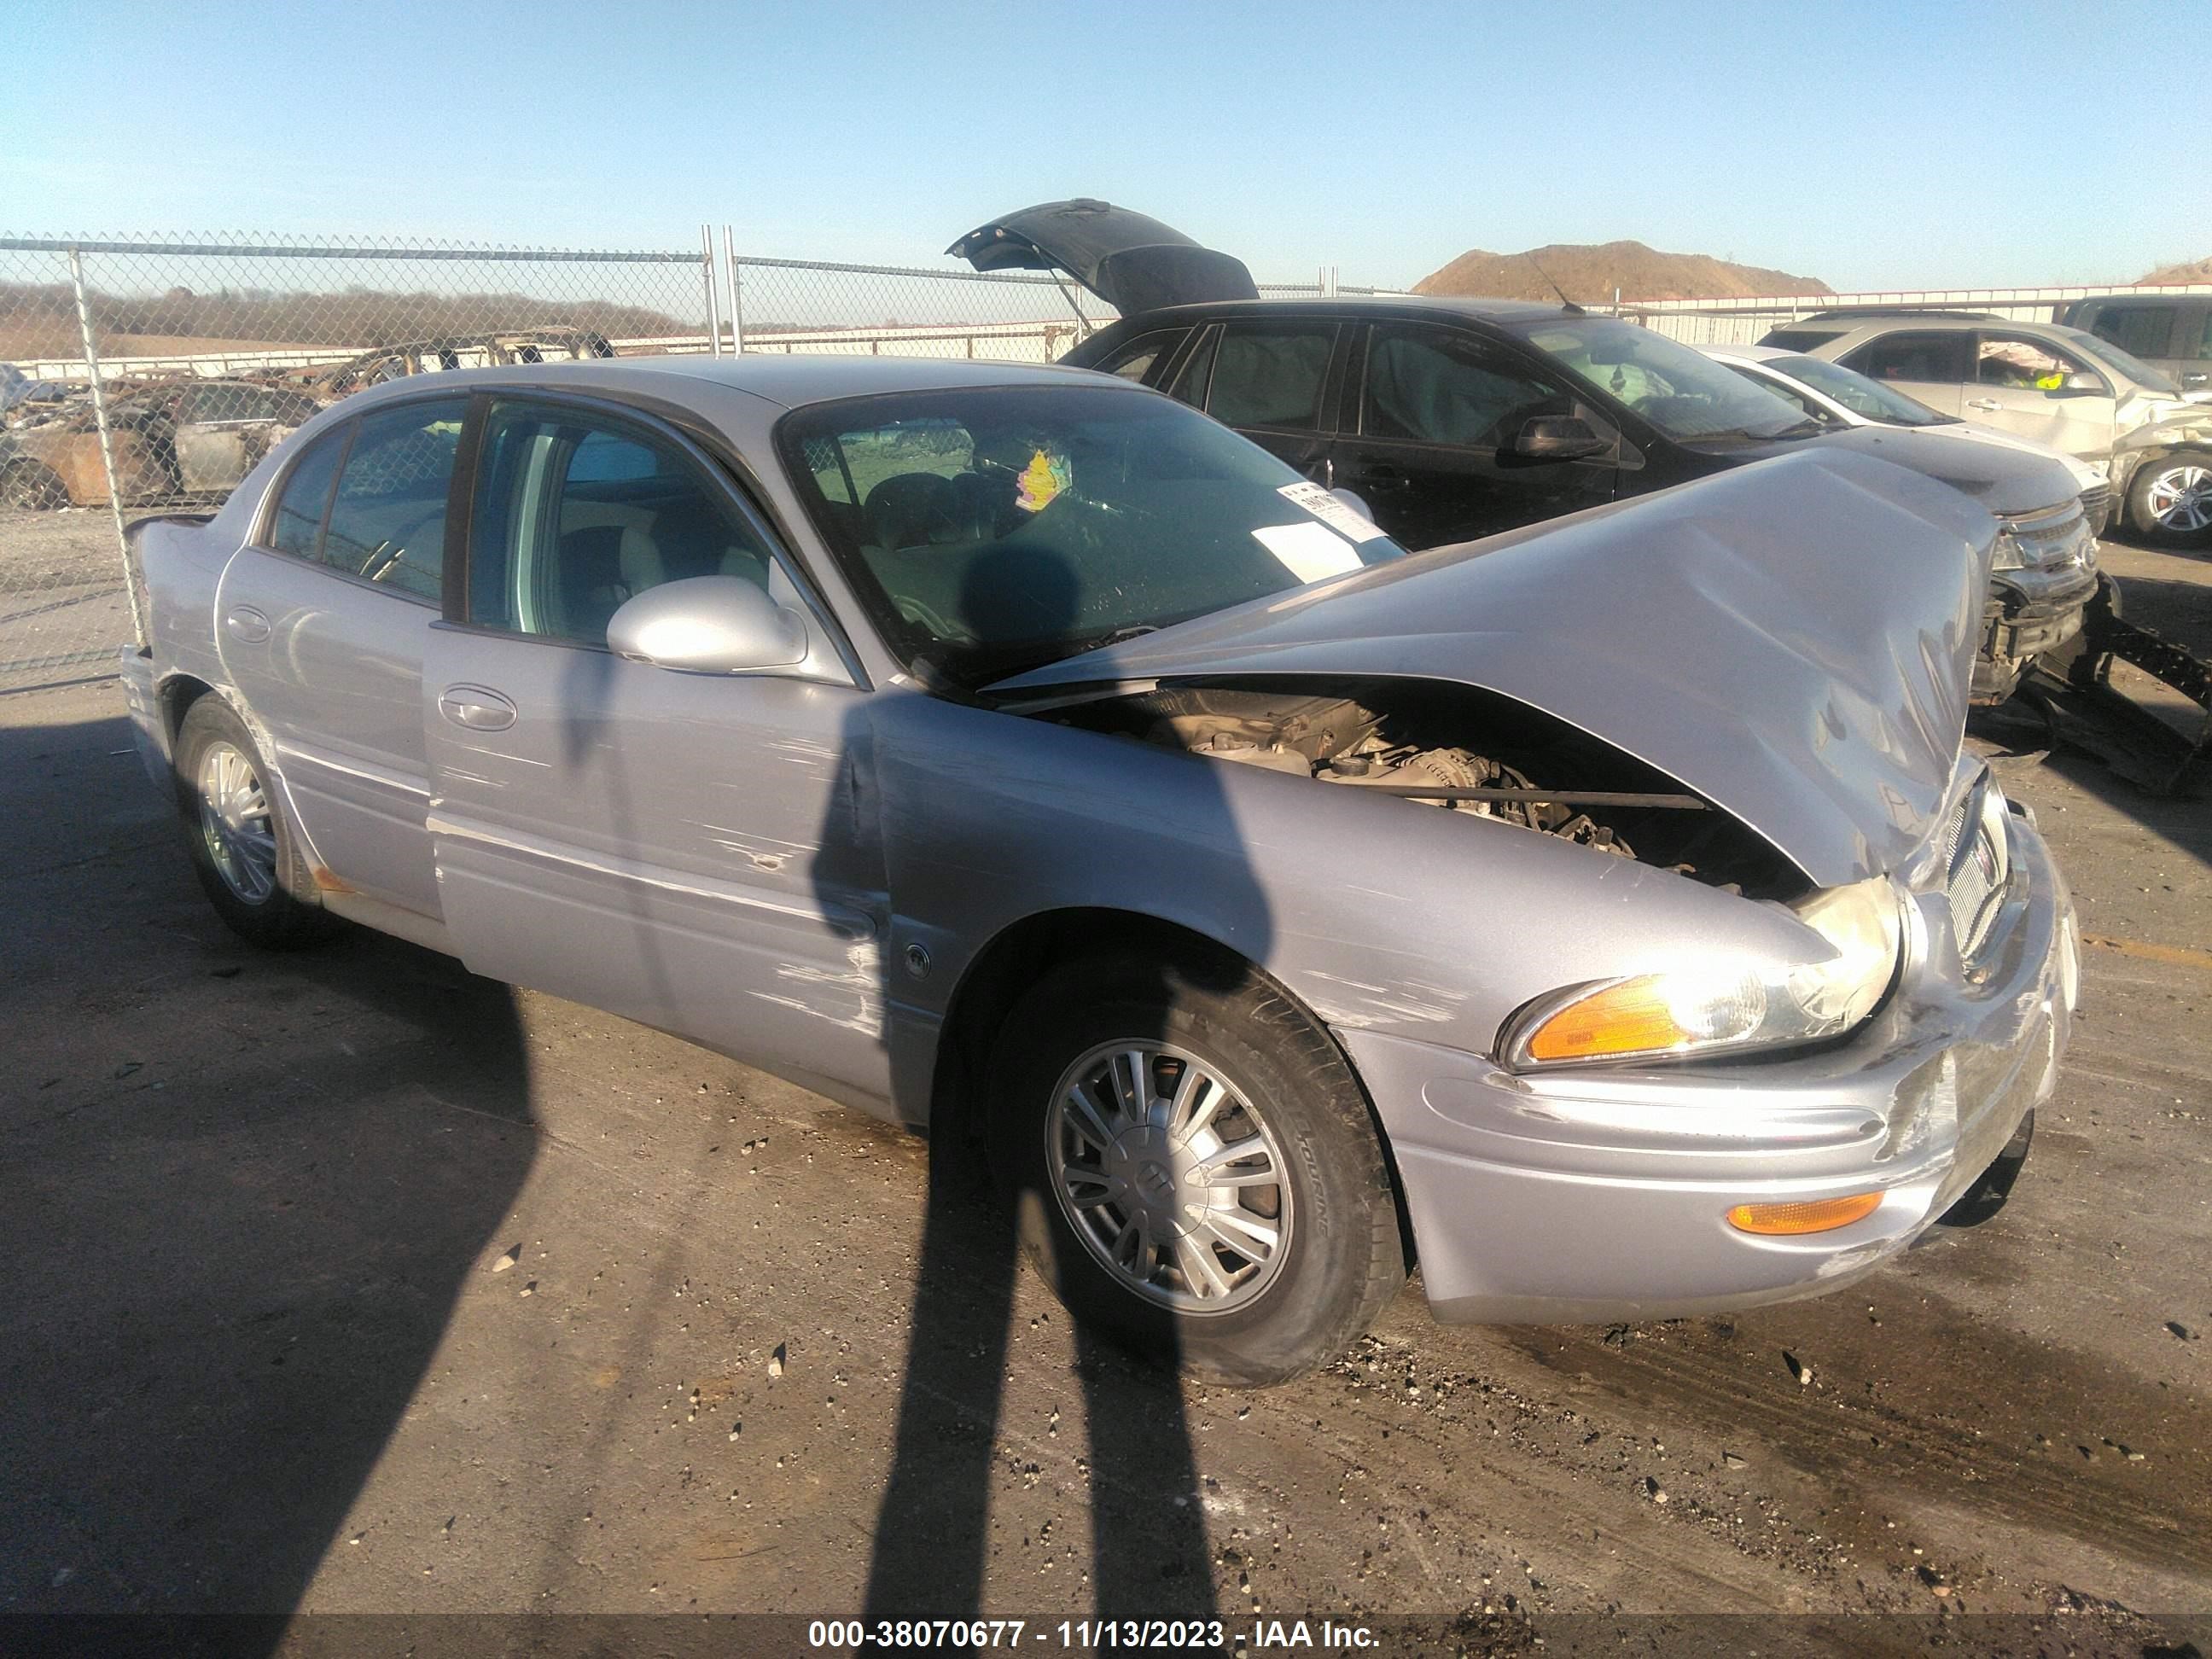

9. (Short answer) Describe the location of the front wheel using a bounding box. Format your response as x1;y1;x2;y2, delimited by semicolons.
986;948;1405;1386
2126;449;2212;543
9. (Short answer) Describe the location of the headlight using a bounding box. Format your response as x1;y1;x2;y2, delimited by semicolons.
1989;527;2025;572
1503;876;1907;1068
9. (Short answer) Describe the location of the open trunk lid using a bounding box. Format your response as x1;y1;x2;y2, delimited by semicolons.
947;199;1259;312
990;450;1997;888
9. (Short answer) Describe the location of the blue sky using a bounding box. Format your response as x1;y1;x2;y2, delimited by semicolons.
8;0;2208;292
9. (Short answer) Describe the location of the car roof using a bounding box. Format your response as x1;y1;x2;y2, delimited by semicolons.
1111;294;1592;327
325;351;1116;415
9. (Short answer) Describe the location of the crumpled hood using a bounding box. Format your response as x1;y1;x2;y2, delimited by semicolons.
993;450;1995;888
1807;425;2082;515
947;199;1260;313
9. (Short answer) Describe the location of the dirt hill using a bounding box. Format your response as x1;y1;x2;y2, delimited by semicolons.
2137;255;2212;285
1412;240;1830;304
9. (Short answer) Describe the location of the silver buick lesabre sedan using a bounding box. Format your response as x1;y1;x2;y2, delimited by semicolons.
120;354;2078;1383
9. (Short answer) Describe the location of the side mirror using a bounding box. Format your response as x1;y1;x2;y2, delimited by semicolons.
2052;371;2104;397
1509;415;1611;463
607;574;809;674
2180;370;2207;389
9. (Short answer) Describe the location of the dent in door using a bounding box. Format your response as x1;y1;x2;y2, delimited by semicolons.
423;633;894;1108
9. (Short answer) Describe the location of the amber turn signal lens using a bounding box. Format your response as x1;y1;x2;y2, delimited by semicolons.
1726;1191;1883;1236
1522;976;1690;1062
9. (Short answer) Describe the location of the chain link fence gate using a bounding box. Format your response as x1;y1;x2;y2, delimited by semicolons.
0;234;720;691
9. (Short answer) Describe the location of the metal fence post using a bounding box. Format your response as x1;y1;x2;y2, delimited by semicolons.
701;224;723;356
722;225;743;354
67;247;146;650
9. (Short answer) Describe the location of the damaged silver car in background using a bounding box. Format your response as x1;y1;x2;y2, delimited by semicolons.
120;355;2077;1382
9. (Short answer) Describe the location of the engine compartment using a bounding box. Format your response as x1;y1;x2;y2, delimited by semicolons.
1040;678;1802;896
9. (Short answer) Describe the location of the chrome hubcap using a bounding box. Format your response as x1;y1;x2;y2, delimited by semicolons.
2147;464;2212;534
196;740;277;903
1046;1040;1293;1314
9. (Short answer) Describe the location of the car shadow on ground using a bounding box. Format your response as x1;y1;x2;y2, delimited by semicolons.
0;706;537;1645
841;548;1243;1628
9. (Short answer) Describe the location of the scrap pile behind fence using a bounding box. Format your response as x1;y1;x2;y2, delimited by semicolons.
0;233;724;686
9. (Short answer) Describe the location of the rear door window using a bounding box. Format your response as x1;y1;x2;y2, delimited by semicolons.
1089;328;1189;385
1843;332;1974;384
266;426;348;561
318;399;469;600
1202;323;1338;431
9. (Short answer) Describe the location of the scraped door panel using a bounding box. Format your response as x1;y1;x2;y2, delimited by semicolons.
214;547;441;912
422;627;894;1109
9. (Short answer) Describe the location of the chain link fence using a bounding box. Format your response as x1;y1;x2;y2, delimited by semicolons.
0;233;719;688
0;231;1388;691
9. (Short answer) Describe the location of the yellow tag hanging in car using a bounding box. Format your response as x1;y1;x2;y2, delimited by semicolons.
1016;447;1068;513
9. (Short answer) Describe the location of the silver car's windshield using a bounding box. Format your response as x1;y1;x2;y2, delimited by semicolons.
1772;353;1953;427
778;385;1406;689
1514;316;1816;442
2057;325;2182;396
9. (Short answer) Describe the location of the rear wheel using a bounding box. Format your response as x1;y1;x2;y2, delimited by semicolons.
172;696;339;948
2126;449;2212;543
986;947;1404;1386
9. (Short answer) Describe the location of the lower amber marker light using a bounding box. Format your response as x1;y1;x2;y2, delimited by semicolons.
1726;1191;1883;1236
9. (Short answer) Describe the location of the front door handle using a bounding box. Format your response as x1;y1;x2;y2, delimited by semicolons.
439;686;517;731
1966;397;2001;412
222;604;270;643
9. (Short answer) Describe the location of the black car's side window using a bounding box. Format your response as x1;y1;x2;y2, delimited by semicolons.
1091;328;1188;385
1842;332;1973;385
466;400;776;647
1361;328;1573;447
2087;306;2175;361
265;424;349;561
317;399;469;600
1202;324;1336;430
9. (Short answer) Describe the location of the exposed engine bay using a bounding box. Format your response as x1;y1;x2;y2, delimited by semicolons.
1042;680;1802;896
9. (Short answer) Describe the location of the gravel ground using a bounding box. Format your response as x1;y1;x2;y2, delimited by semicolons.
0;517;2207;1656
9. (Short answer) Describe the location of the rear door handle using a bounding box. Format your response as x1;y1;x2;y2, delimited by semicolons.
1966;397;2002;411
439;686;517;731
222;604;270;643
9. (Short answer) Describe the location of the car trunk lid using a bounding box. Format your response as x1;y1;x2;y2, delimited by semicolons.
946;199;1260;313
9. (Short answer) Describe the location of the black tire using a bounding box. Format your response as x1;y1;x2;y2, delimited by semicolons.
172;696;340;949
986;947;1405;1386
2125;448;2212;544
2;460;69;509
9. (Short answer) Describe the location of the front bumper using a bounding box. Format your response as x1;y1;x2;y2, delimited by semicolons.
1972;566;2098;704
1341;805;2077;1324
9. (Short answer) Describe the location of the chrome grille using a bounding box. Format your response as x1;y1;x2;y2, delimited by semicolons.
2078;484;2111;533
1997;498;2093;570
1941;779;2011;960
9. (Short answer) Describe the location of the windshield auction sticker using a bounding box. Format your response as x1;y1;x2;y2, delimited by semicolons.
1252;521;1363;585
1278;480;1388;542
